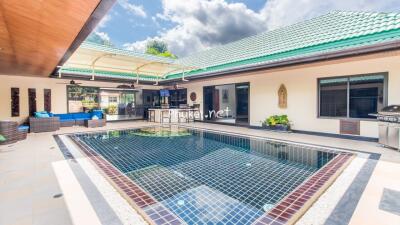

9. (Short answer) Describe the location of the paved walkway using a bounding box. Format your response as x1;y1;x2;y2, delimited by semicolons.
0;121;399;225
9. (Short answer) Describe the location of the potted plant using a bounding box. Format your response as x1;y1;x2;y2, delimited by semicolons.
262;115;291;132
106;105;117;115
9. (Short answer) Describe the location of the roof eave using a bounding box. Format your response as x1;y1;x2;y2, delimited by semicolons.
161;39;400;84
51;72;159;85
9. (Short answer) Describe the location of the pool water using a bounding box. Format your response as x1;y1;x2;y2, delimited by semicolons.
74;126;337;225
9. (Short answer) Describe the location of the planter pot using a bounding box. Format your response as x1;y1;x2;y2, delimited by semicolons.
262;123;291;132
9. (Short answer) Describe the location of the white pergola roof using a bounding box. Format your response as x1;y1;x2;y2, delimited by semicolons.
59;42;199;83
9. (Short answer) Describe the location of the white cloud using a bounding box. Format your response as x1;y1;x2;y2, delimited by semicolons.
123;0;400;57
124;0;267;56
97;14;112;29
118;0;147;18
95;31;111;43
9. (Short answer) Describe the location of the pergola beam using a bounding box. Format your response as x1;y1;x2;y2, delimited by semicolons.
90;53;116;80
62;46;203;83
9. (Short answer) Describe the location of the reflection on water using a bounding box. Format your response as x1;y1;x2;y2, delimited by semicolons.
132;126;192;137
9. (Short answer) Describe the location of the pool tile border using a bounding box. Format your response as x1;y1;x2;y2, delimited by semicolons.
252;152;354;225
70;136;186;225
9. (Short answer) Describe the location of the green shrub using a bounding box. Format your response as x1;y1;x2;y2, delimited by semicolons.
264;115;290;126
107;105;117;115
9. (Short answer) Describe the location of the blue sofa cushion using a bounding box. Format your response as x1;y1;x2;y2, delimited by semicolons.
35;112;49;118
54;114;73;120
18;125;29;131
54;112;93;122
72;113;91;120
91;110;103;119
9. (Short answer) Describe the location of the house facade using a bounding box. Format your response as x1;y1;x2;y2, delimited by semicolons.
2;11;400;139
181;49;400;138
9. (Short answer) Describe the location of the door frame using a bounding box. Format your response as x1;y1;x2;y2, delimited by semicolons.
235;82;250;124
203;82;250;125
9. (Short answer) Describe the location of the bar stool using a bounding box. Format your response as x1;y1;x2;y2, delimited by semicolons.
148;110;156;122
160;109;171;123
178;110;189;123
190;108;200;122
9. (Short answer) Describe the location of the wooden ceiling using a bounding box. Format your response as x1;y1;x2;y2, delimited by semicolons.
0;0;115;77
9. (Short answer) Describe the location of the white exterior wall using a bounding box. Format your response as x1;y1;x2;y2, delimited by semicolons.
182;50;400;138
0;75;160;123
1;51;400;138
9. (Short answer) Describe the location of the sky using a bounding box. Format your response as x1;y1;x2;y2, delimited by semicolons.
91;0;400;57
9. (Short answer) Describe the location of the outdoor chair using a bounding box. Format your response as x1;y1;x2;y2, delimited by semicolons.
29;117;60;132
178;110;189;123
160;109;171;123
148;110;156;122
0;121;28;145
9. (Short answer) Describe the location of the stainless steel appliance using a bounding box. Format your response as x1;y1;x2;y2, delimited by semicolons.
371;105;400;150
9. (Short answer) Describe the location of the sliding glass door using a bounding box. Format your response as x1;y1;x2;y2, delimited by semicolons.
203;83;249;125
100;89;140;121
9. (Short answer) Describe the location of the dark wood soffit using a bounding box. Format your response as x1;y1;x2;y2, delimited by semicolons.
52;0;117;76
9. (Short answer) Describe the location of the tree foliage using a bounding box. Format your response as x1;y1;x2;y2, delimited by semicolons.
145;40;177;59
146;40;168;54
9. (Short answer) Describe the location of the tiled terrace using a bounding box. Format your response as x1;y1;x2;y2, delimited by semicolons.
0;121;399;225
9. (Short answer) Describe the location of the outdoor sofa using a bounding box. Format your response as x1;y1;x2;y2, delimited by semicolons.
54;110;104;127
29;116;60;133
29;110;105;132
0;121;28;145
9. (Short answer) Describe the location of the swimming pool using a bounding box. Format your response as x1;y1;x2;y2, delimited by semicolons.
71;126;353;225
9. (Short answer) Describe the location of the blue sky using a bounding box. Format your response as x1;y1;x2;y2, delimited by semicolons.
92;0;400;57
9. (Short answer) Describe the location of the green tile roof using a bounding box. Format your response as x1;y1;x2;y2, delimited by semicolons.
167;11;400;79
70;11;400;81
60;67;159;81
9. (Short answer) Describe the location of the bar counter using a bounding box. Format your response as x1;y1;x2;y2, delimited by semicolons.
148;108;200;123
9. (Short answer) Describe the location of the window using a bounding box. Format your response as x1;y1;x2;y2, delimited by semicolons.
319;78;348;117
11;88;19;117
28;88;37;116
44;89;51;112
109;96;118;103
319;74;386;119
67;86;99;113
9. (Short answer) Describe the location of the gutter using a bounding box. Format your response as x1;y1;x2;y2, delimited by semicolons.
161;39;400;84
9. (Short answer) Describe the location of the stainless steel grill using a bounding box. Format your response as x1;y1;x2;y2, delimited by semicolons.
372;105;400;150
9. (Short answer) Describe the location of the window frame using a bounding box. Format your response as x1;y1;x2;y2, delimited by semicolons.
108;96;118;103
66;85;100;113
317;72;388;121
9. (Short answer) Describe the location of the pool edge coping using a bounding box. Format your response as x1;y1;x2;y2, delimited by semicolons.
252;153;355;225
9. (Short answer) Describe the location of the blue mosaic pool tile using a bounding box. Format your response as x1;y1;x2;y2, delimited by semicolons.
145;185;264;225
73;126;343;225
